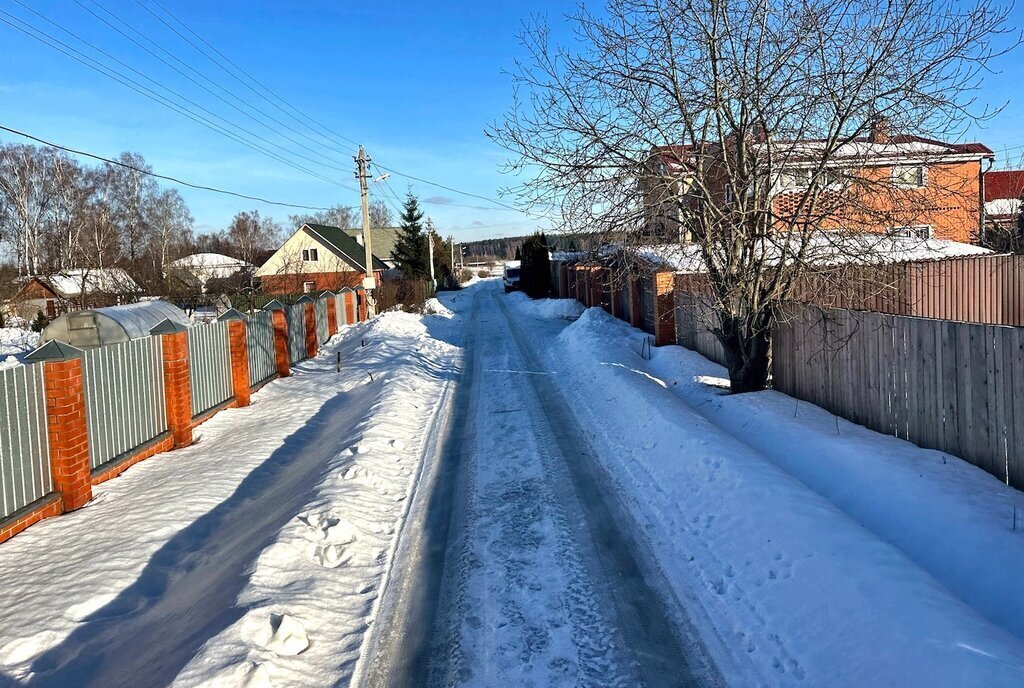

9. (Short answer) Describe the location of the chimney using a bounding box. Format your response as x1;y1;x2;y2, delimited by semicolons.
869;115;890;144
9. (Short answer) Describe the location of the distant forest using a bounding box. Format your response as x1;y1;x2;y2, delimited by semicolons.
461;232;608;261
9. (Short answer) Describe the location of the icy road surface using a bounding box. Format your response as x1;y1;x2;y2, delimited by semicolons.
359;283;717;688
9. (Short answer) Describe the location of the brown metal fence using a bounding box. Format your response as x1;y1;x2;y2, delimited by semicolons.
773;303;1024;489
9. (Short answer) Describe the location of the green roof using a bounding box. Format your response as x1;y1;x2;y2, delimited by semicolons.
342;227;401;263
302;224;389;272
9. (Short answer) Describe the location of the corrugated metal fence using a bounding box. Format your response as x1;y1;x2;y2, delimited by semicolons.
286;304;306;364
187;322;233;418
246;311;276;387
315;298;329;344
82;337;167;470
0;365;52;520
774;304;1024;488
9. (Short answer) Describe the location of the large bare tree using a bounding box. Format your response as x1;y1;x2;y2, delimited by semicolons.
491;0;1013;391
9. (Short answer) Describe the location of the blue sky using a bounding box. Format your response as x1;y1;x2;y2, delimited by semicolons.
1;0;1023;241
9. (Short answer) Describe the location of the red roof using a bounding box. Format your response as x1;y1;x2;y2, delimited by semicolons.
985;169;1024;201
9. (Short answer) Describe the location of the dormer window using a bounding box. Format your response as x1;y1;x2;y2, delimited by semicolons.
302;248;319;262
892;165;926;188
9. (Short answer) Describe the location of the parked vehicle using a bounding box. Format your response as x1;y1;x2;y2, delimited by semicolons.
503;261;521;293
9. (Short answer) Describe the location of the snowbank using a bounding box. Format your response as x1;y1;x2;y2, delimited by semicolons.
0;327;39;370
506;292;584;320
0;308;463;687
546;306;1024;687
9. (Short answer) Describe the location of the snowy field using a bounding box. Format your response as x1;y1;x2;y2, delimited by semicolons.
0;328;39;370
0;306;463;687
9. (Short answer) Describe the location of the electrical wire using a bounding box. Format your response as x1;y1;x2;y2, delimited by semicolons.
0;124;334;210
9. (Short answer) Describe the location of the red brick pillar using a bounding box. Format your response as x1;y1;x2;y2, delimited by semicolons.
160;330;193;448
271;308;291;378
609;272;620;319
629;277;642;328
344;292;356;324
652;271;677;346
42;357;92;511
304;303;318;358
327;298;338;334
226;319;251;407
357;292;368;322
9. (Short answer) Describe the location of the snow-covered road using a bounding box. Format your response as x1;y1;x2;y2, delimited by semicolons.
0;304;463;687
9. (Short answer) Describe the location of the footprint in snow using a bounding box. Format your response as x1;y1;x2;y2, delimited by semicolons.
262;613;309;656
312;543;354;568
296;513;358;545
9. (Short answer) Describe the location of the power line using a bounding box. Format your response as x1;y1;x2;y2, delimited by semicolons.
0;124;333;210
135;0;362;153
0;4;357;190
135;0;537;217
76;0;355;164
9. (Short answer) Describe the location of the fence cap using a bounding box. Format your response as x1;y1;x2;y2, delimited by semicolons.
217;308;247;322
294;294;314;305
25;340;84;362
261;299;287;311
319;290;336;298
338;286;355;293
149;318;188;335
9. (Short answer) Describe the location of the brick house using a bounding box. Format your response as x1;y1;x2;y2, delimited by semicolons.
982;169;1024;246
643;121;994;244
255;223;387;295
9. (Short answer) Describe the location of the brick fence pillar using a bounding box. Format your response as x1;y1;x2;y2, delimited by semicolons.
609;272;620;319
220;313;251;407
326;297;338;334
343;292;356;324
357;291;368;322
304;302;318;358
652;271;677;346
156;327;193;448
270;308;291;378
38;350;92;512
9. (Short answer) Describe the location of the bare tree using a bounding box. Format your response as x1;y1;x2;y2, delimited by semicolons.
0;144;54;275
369;199;394;228
491;0;1013;391
227;210;281;267
103;152;158;266
289;204;358;229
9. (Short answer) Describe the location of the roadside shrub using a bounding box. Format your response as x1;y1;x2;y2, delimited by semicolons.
31;311;49;333
477;269;489;279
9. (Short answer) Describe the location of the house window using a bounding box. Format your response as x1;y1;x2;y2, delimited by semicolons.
303;281;315;293
890;225;932;239
779;167;844;190
892;165;926;188
302;248;319;262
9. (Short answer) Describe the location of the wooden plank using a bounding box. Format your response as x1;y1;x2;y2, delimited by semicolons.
1007;328;1024;489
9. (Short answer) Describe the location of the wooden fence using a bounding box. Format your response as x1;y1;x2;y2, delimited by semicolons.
773;304;1024;488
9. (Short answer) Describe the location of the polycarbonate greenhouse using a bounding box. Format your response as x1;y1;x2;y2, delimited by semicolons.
41;301;190;349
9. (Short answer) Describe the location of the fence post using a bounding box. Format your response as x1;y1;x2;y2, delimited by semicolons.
151;320;193;449
357;289;368;322
653;271;677;346
266;307;291;378
304;302;318;358
323;291;339;334
28;341;92;512
219;309;251;408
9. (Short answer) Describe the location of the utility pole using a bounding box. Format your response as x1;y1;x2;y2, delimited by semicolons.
449;235;455;274
426;218;436;288
355;147;376;313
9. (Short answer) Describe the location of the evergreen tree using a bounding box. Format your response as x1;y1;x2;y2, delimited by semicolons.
514;245;523;261
391;194;428;278
519;231;552;298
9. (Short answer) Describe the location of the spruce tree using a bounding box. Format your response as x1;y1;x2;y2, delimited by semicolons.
391;194;428;278
519;232;552;298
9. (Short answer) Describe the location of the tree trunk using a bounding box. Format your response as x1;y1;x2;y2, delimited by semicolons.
720;311;772;393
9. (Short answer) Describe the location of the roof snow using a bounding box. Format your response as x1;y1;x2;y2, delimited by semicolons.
638;232;992;274
45;268;141;297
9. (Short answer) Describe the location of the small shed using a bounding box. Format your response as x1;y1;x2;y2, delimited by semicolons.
41;300;190;349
